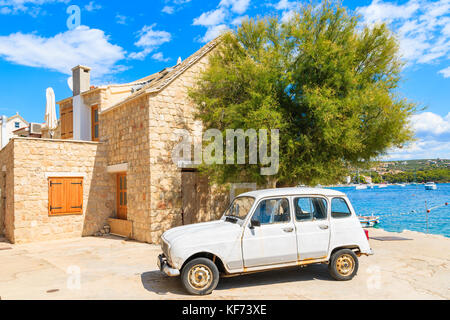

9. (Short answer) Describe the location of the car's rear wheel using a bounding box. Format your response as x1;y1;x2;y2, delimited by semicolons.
181;257;219;295
328;249;359;281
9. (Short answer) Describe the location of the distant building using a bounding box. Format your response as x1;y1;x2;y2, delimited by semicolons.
0;112;28;149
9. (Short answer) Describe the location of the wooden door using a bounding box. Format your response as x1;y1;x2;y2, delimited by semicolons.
181;171;209;225
116;173;127;220
181;171;197;225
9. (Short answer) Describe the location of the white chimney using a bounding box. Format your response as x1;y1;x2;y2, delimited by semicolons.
71;65;92;141
71;65;91;96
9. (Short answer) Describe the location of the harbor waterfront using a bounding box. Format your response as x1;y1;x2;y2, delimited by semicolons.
330;183;450;238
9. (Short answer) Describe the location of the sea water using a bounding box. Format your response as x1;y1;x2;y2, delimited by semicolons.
331;183;450;238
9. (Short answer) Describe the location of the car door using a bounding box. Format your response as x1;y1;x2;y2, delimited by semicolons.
293;196;330;260
242;197;298;268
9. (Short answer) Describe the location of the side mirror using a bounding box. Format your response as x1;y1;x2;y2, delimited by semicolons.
249;220;261;229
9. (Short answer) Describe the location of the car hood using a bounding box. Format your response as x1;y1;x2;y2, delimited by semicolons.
162;219;242;246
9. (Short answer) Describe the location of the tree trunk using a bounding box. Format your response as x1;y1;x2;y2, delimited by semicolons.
267;176;278;189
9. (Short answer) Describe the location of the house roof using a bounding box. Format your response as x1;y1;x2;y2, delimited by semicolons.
56;36;221;111
101;36;221;114
0;113;29;125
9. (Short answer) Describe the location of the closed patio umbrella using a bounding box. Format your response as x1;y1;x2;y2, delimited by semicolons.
45;87;58;138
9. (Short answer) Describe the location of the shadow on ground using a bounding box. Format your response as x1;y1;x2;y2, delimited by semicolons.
141;264;334;296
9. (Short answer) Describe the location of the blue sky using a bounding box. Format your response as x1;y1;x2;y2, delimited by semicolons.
0;0;449;160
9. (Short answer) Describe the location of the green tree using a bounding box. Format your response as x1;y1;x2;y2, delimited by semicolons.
190;0;415;187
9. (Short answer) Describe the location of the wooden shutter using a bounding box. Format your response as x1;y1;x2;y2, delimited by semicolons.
60;104;73;139
49;178;65;215
67;178;83;214
48;177;83;215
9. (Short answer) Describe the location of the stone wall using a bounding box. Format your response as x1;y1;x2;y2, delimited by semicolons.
100;96;152;243
147;49;230;243
0;137;114;243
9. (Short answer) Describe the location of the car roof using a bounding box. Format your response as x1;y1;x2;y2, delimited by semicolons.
237;187;346;199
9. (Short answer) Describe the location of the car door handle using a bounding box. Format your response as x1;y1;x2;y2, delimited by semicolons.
319;224;329;230
283;227;294;233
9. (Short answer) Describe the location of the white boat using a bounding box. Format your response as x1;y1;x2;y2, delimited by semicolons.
355;185;367;190
377;184;388;188
397;183;406;187
359;215;380;227
424;182;437;190
368;184;374;189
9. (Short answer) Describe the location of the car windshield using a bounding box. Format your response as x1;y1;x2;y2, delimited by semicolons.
224;196;255;220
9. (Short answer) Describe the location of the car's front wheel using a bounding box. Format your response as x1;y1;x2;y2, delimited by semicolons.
181;257;219;295
328;249;359;281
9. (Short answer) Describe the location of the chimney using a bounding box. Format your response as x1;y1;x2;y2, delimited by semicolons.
71;65;91;96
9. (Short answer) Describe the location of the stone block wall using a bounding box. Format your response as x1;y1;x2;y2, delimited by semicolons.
147;49;230;243
0;137;114;243
100;96;152;243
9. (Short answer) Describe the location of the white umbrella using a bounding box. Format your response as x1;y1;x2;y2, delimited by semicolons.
45;87;58;138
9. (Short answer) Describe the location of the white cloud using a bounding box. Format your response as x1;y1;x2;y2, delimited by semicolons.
162;6;174;14
439;66;450;77
84;1;101;12
357;0;450;77
357;0;420;24
129;24;171;60
273;0;300;24
231;15;248;26
193;1;249;42
219;0;250;14
198;24;229;43
151;52;170;62
116;14;128;25
274;0;297;11
386;112;450;159
385;139;450;160
0;26;126;79
193;8;227;26
410;112;450;135
0;0;69;15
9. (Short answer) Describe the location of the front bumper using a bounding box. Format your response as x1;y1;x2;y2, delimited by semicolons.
361;248;374;256
157;254;180;277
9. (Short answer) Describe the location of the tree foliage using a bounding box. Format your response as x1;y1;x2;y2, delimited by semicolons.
189;0;415;187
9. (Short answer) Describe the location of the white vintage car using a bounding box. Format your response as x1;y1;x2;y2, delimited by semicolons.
158;187;373;295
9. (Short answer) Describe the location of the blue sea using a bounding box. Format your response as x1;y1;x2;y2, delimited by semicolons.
330;183;450;238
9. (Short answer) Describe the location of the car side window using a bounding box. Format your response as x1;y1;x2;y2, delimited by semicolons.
331;198;351;218
251;198;290;225
294;197;328;221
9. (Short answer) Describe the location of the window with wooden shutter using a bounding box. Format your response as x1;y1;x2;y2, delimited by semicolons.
60;104;73;139
48;177;83;215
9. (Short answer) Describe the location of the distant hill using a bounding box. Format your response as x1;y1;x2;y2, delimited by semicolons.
379;159;450;172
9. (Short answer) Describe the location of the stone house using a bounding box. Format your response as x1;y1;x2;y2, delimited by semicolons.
0;38;229;244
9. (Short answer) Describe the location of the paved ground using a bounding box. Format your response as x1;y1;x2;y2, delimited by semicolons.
0;228;449;300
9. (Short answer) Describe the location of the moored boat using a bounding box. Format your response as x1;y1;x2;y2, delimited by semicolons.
424;182;437;190
358;215;380;227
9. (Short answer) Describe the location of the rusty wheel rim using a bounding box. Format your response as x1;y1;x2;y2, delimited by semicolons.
336;254;355;276
188;264;212;290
